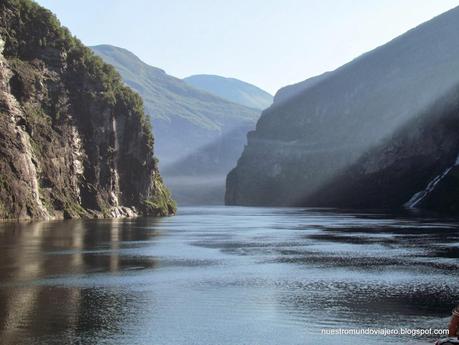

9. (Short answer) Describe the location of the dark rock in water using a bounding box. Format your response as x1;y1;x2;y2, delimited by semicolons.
0;0;175;220
226;6;459;212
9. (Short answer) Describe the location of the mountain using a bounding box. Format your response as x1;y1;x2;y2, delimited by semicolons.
0;0;175;220
161;125;251;204
272;72;331;104
184;74;273;110
91;45;260;204
226;6;459;212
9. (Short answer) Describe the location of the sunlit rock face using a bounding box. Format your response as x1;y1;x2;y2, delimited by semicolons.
226;6;459;211
0;0;175;220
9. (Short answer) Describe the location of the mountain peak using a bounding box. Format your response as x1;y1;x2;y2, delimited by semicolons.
91;44;166;76
184;74;273;110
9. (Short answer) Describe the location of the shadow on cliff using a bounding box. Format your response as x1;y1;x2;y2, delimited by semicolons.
160;124;254;205
300;83;459;211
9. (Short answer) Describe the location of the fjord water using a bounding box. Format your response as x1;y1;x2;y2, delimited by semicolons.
0;207;457;345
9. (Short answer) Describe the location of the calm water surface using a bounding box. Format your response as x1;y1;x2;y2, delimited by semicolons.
0;206;458;345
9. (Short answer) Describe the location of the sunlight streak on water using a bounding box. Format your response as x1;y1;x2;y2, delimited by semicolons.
0;206;458;344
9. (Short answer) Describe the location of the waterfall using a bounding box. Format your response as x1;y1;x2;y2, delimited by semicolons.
404;166;453;208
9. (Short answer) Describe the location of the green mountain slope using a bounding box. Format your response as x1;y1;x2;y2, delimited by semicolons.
91;45;260;204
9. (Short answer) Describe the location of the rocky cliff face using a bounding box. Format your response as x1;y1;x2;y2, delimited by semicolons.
303;87;459;210
0;0;175;220
91;45;260;205
226;6;459;211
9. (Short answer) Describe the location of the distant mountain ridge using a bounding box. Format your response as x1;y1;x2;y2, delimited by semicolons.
184;74;273;110
226;5;459;212
91;45;260;204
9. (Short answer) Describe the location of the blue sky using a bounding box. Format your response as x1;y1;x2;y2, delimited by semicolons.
36;0;459;94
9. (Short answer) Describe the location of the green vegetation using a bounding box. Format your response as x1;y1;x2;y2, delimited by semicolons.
63;201;87;218
0;0;153;149
0;174;10;218
0;0;175;218
0;0;74;58
91;45;260;168
23;104;52;127
144;174;177;216
91;45;260;129
91;45;263;204
0;174;9;193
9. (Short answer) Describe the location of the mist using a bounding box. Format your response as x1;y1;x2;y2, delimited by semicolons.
226;6;459;208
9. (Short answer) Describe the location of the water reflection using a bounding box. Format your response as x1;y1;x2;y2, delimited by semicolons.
0;217;161;345
0;207;458;345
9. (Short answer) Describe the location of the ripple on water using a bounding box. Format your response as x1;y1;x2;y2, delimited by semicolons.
0;206;458;345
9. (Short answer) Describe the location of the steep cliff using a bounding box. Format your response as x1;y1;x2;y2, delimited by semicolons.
91;45;259;168
91;45;260;204
304;86;459;210
0;0;175;220
226;6;459;211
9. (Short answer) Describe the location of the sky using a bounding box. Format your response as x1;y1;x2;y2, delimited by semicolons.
36;0;459;94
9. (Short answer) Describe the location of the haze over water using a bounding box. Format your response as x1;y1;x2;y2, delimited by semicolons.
0;206;457;345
